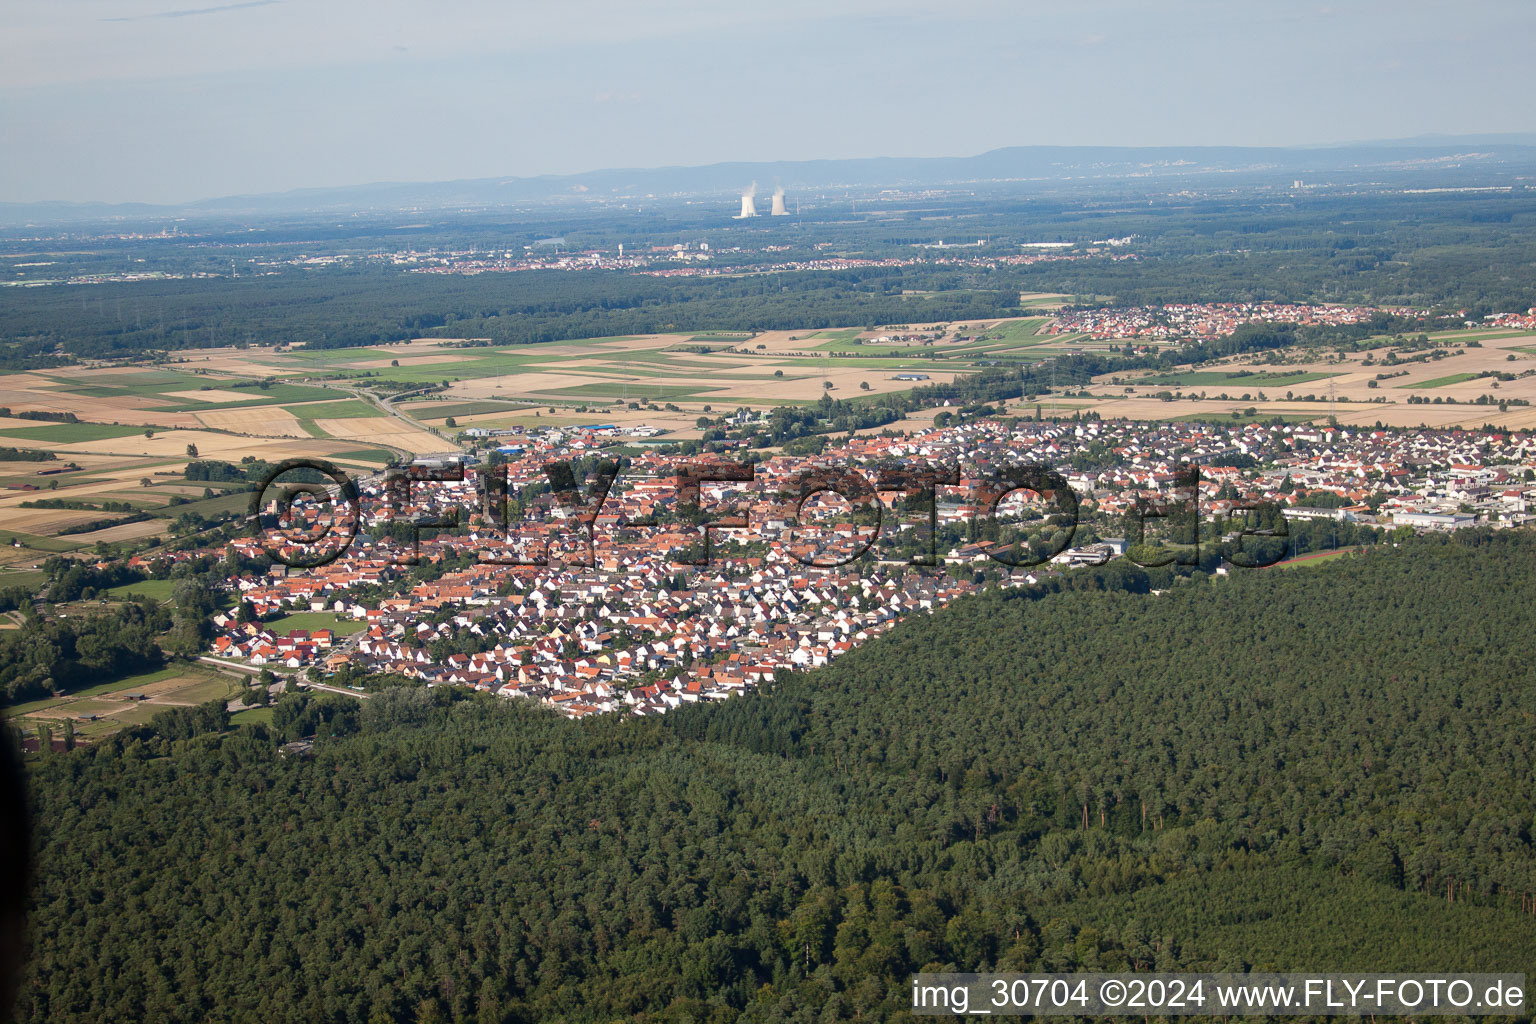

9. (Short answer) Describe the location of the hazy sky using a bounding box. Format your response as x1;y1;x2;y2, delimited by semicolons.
2;0;1534;204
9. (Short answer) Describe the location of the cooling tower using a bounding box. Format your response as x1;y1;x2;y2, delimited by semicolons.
770;187;788;216
735;182;758;218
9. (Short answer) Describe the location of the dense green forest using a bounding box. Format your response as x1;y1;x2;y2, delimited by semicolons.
0;267;1016;359
0;601;168;708
12;533;1536;1022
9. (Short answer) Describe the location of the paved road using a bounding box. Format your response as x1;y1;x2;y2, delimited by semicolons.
203;655;370;712
304;680;371;699
199;656;262;675
331;381;458;454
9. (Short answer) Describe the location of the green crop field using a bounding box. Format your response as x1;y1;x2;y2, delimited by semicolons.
60;385;167;399
53;699;125;717
0;569;48;592
73;704;163;736
0;530;84;552
328;447;397;464
1400;373;1482;389
230;706;276;727
400;401;528;421
282;399;379;419
3;694;69;716
1248;372;1339;386
972;317;1054;344
163;676;242;705
147;491;253;520
41;370;211;393
801;329;865;350
0;423;154;443
70;665;190;697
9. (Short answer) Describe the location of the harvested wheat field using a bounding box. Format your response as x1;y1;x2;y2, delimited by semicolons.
66;519;172;544
43;430;315;460
311;417;446;453
161;389;265;404
196;408;308;436
706;368;964;403
0;507;118;535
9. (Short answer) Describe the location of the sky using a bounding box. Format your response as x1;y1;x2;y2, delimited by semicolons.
2;0;1534;205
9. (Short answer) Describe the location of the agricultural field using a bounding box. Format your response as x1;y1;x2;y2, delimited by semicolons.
1080;326;1536;429
0;317;1119;484
369;317;1126;434
4;664;243;743
0;422;150;443
306;415;447;452
400;400;526;421
0;569;47;593
283;399;380;419
1;319;1534;565
229;706;276;727
1016;291;1077;309
1399;372;1482;389
0;360;437;557
326;447;397;464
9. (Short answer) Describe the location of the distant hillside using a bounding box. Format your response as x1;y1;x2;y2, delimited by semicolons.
7;134;1536;224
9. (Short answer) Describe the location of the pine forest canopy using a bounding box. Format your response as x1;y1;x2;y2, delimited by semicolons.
12;531;1536;1022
